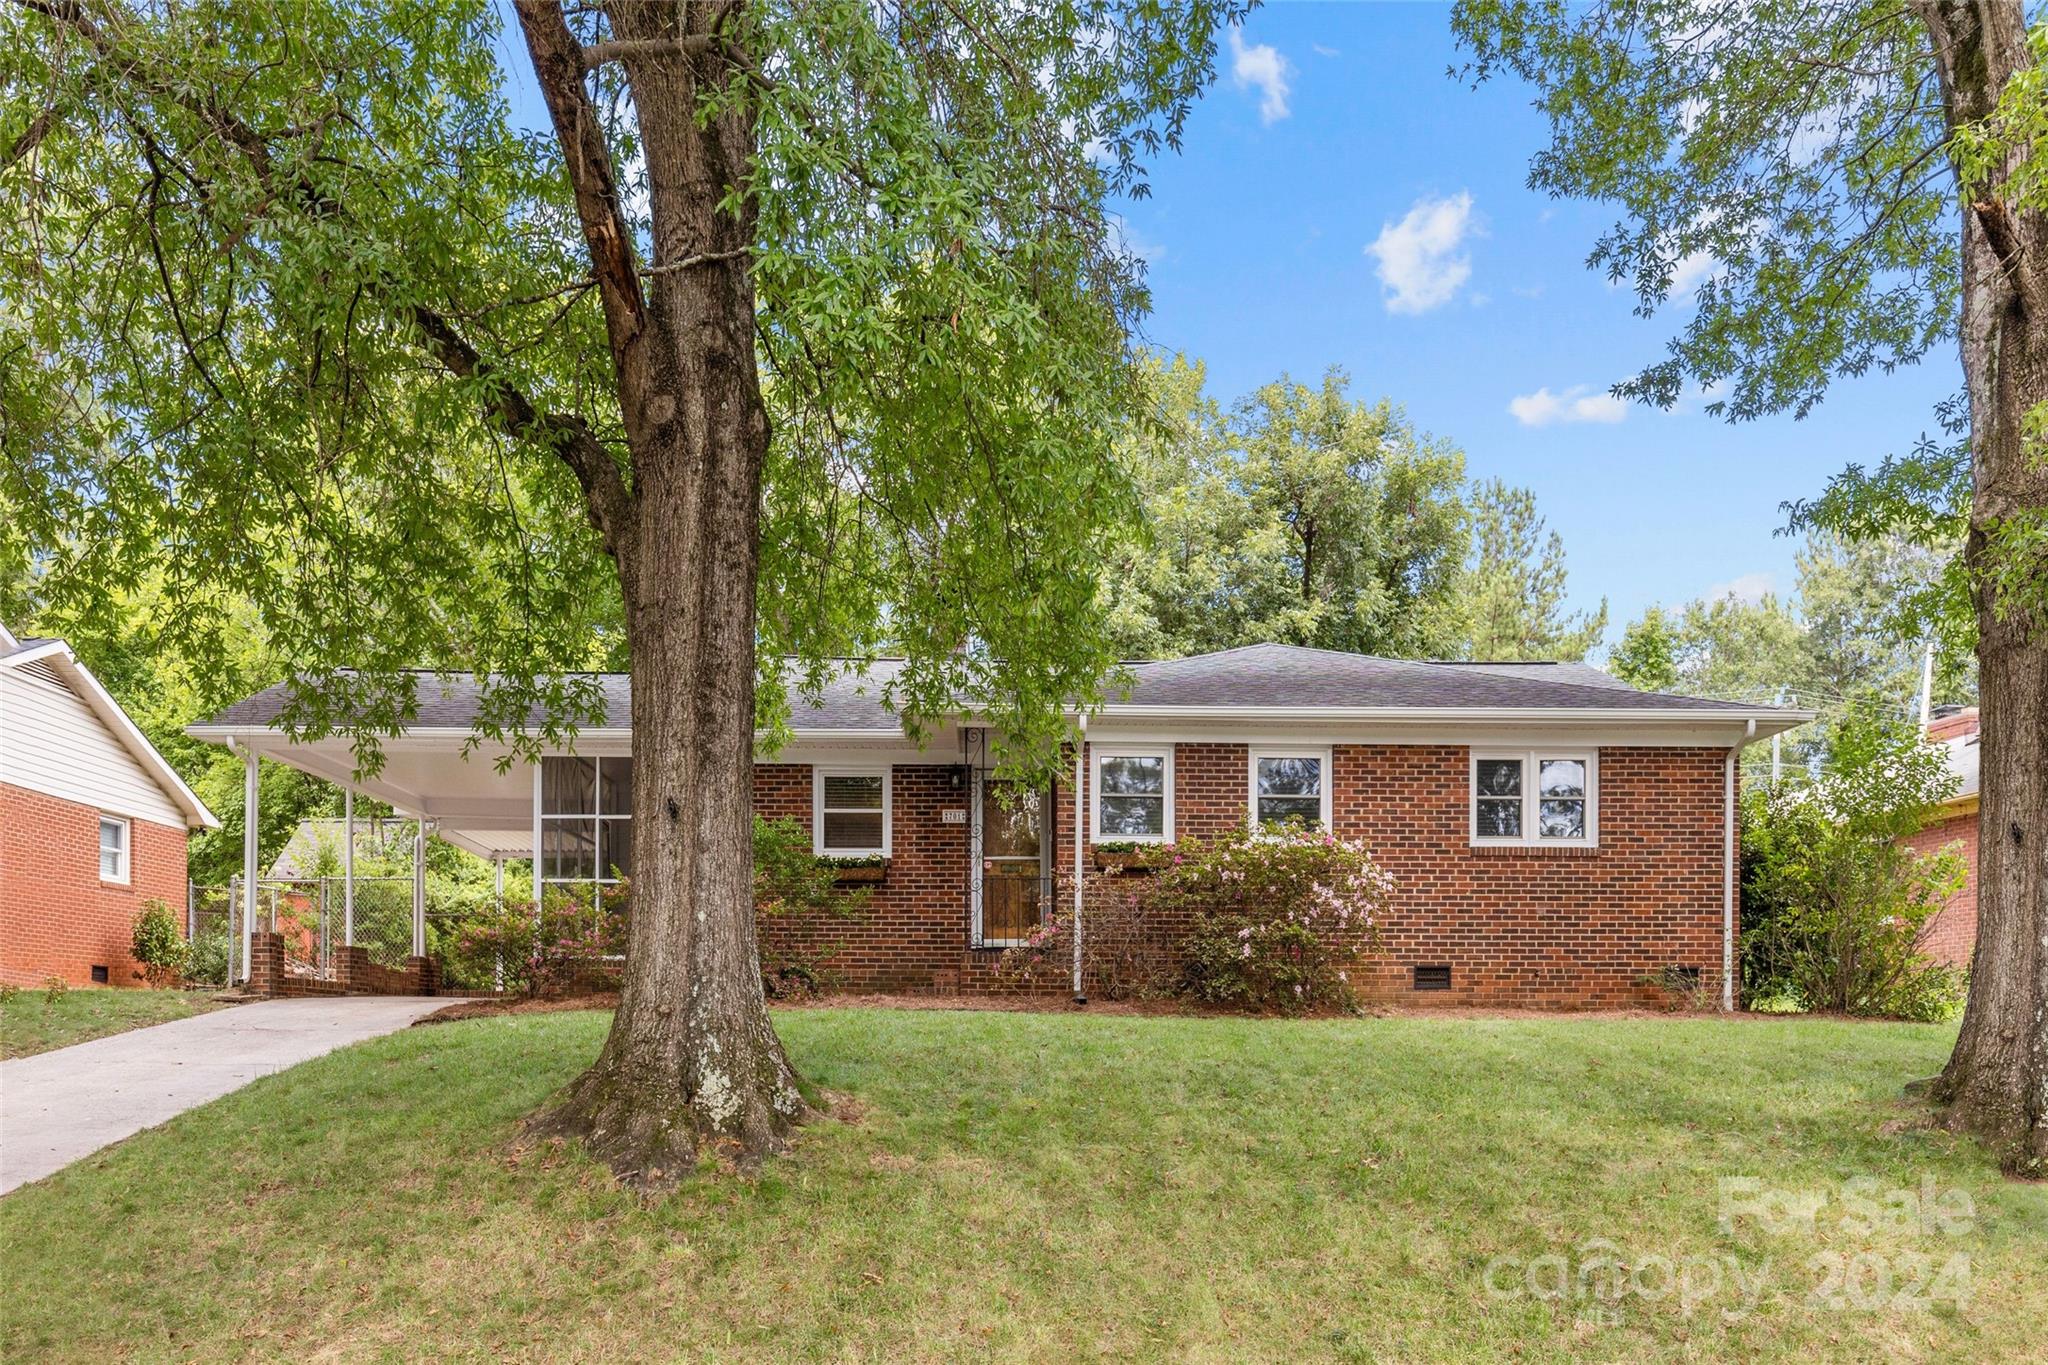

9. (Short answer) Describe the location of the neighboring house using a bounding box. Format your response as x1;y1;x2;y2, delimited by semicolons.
1901;706;1980;970
1;623;218;987
191;644;1809;1008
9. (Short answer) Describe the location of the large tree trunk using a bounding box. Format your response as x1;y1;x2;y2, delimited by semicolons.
518;0;809;1181
1916;0;2048;1178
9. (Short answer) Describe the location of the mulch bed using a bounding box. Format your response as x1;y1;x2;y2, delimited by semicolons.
415;993;619;1026
414;990;1870;1027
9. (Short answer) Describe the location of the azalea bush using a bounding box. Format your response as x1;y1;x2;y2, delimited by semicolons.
1161;829;1392;1013
447;885;629;997
997;873;1173;1001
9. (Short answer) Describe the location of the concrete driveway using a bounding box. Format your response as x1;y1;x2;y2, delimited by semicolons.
0;995;456;1195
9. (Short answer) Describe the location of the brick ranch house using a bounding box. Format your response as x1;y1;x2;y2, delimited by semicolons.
192;645;1809;1008
1;623;219;987
1900;706;1981;970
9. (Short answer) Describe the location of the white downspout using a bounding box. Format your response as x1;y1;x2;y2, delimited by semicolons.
1723;718;1753;1012
1072;715;1087;1005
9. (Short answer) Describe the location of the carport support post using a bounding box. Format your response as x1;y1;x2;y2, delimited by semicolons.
411;819;426;959
241;742;258;985
342;789;355;947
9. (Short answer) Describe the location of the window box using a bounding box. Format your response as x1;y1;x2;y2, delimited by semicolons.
821;856;889;884
1093;843;1173;874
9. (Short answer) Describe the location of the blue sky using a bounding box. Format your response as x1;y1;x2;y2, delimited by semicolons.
1118;4;1955;646
496;4;1957;653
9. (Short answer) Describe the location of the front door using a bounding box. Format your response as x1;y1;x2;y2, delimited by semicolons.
972;775;1046;947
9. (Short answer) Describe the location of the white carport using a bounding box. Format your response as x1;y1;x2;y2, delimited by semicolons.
188;722;627;982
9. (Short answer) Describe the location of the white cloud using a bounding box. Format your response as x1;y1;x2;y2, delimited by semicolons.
1701;571;1776;605
1109;213;1166;266
1365;192;1476;314
1311;43;1340;58
1507;384;1629;427
1228;26;1293;125
1668;248;1720;299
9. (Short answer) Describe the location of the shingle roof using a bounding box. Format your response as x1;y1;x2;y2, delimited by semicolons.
1113;644;1769;713
0;636;58;664
195;643;1790;733
196;663;904;731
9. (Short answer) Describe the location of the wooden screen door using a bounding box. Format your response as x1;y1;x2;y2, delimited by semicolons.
973;774;1047;947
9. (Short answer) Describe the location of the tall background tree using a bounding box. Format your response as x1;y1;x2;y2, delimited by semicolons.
1101;356;1515;660
1608;532;1971;782
2;0;1235;1179
1453;0;2046;1172
1456;478;1607;661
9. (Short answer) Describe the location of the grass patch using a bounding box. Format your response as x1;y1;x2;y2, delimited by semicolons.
2;1009;2043;1361
0;987;225;1059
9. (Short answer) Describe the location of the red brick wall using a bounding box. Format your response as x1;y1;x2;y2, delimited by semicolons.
755;764;977;992
752;742;1737;1008
1330;745;1730;1008
1901;809;1978;969
1;782;189;988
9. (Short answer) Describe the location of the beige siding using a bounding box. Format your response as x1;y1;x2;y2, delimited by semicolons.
0;663;185;826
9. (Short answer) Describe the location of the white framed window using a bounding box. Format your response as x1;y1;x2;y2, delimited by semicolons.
814;768;891;856
98;815;130;883
539;755;634;887
1091;747;1173;842
1470;750;1598;847
1248;746;1332;831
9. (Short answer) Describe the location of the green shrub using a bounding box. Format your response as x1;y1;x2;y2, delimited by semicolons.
185;928;231;987
444;819;863;998
1742;712;1969;1021
1157;828;1391;1014
131;898;191;987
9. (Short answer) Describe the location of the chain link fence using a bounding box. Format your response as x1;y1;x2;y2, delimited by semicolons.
186;877;510;992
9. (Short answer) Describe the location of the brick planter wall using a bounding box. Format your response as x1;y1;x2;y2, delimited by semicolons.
0;782;190;988
245;932;441;997
753;742;1738;1009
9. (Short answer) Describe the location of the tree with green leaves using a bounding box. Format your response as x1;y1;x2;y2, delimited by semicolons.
1454;0;2045;1170
1608;605;1680;693
1456;478;1607;661
1102;359;1470;659
2;0;1235;1179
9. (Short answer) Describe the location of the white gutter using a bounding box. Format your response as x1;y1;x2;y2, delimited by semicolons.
1072;714;1087;1005
1089;704;1817;729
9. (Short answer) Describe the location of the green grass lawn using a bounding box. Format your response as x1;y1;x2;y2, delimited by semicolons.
3;1008;2043;1362
0;986;224;1059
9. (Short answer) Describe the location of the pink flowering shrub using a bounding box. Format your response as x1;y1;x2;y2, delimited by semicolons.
1160;828;1391;1013
448;884;628;997
996;873;1169;1000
